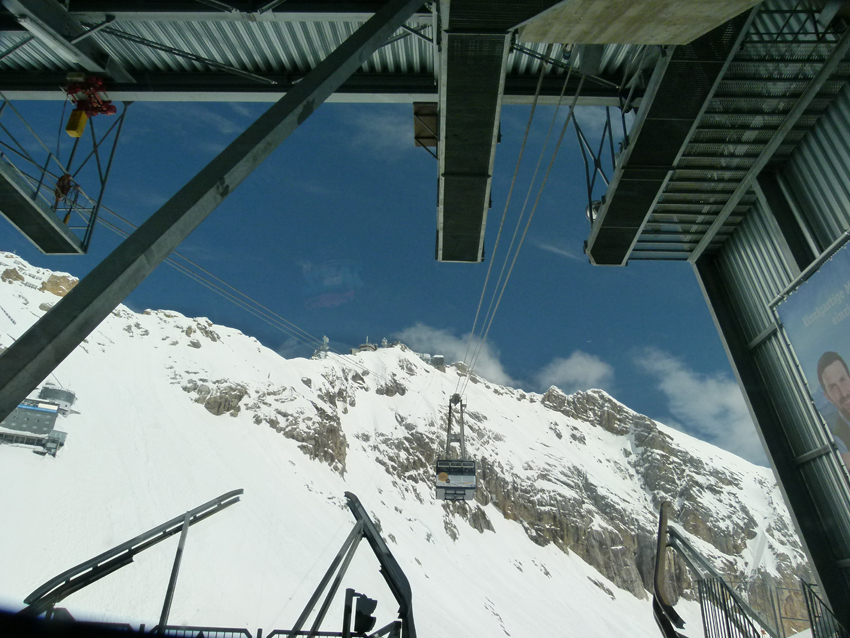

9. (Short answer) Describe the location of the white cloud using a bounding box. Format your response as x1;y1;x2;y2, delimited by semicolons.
531;238;582;261
228;102;262;118
277;336;311;359
146;103;244;137
534;351;614;393
349;109;413;157
394;323;517;386
635;348;766;465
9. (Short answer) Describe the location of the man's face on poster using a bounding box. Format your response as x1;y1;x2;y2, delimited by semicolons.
822;359;850;420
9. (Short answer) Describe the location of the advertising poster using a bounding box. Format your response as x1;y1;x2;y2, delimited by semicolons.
777;243;850;471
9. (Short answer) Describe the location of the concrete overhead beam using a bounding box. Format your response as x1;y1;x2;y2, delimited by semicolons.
519;0;761;44
436;29;510;263
433;0;584;262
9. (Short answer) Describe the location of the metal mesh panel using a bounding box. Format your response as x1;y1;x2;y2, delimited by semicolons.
700;113;823;128
707;96;838;113
691;129;809;144
157;628;252;638
725;61;850;80
715;79;846;96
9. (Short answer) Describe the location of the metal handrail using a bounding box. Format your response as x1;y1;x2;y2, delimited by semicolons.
23;489;243;612
698;577;762;638
152;626;252;637
667;528;779;638
802;580;850;638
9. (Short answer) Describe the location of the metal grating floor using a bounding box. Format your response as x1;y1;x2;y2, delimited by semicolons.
631;4;850;261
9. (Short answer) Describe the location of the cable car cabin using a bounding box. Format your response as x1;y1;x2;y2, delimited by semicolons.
435;459;476;501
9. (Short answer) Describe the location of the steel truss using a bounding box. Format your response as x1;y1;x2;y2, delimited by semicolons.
0;0;425;424
0;95;129;253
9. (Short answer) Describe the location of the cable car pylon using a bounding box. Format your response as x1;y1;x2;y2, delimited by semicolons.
435;393;477;502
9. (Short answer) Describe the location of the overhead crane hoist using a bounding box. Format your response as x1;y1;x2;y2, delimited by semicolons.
63;74;117;138
435;393;477;501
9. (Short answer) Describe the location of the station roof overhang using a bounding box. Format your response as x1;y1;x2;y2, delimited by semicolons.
0;0;648;263
585;2;850;266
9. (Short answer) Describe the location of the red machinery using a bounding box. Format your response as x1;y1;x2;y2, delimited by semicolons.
64;76;116;137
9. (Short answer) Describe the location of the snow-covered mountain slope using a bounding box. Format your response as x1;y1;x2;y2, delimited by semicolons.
0;252;808;636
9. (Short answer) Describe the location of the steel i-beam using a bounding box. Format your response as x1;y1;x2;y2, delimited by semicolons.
0;0;424;423
3;0;135;83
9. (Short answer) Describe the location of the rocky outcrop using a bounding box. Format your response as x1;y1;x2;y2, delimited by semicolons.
2;268;23;284
542;387;633;436
175;345;809;614
183;379;248;416
376;374;407;397
39;273;78;297
268;402;348;475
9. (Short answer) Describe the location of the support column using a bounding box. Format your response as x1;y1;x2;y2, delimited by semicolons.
755;171;818;273
694;254;850;626
0;0;424;422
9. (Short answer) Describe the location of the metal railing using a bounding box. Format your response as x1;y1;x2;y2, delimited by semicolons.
802;580;850;638
699;578;762;638
153;627;253;638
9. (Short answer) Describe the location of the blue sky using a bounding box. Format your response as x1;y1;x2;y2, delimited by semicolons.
1;98;765;464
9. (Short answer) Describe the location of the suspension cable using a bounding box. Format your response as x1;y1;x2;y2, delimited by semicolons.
103;204;323;349
453;44;555;395
466;64;574;381
92;206;392;385
461;74;585;397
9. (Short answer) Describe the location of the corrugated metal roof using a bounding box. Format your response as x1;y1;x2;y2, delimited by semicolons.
0;10;646;97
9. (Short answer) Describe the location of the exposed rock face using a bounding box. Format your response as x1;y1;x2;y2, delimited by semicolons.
169;341;808;617
39;274;78;297
376;374;407;397
183;379;248;417
242;381;349;475
2;268;23;284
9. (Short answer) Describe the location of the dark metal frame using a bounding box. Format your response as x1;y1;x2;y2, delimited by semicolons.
573;105;616;224
801;580;850;638
20;489;244;619
746;1;847;44
280;492;415;638
652;501;781;638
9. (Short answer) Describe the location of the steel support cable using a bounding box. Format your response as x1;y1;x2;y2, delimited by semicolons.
94;208;391;384
96;203;325;349
453;44;554;396
95;216;317;349
461;75;585;397
461;67;575;395
0;92;72;175
477;63;574;333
